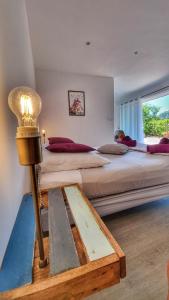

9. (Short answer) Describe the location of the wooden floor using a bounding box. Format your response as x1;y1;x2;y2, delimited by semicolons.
87;198;169;300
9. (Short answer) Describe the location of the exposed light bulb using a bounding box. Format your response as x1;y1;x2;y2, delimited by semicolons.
8;86;41;127
20;95;33;126
8;86;42;137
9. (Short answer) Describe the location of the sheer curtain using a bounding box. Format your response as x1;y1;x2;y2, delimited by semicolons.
120;99;144;142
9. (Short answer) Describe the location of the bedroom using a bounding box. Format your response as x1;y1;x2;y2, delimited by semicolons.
1;0;169;299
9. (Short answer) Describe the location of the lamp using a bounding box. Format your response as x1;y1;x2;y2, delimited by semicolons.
8;86;48;268
42;129;46;144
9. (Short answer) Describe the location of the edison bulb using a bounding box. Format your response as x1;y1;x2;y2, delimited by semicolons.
8;86;41;127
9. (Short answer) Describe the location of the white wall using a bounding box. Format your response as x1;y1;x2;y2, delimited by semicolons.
0;0;35;267
36;70;114;146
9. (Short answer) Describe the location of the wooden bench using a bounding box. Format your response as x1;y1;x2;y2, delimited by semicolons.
2;184;126;300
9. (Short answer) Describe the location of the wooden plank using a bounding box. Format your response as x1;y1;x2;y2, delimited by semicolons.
33;238;50;283
40;208;49;237
77;186;126;278
64;185;115;261
1;254;120;300
41;192;48;208
71;226;88;265
48;188;80;275
89;210;126;278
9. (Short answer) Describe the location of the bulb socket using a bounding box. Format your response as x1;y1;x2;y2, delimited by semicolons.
16;131;42;166
16;126;40;138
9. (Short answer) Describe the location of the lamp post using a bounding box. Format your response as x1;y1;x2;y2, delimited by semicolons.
8;86;48;268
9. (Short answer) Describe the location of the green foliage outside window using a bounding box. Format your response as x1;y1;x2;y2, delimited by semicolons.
143;104;169;136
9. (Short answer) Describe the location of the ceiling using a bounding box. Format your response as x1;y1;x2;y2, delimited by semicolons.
26;0;169;101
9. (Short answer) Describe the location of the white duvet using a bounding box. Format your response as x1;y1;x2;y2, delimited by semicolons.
81;150;169;198
40;149;169;199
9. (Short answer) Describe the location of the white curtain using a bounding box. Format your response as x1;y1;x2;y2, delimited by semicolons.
120;99;144;142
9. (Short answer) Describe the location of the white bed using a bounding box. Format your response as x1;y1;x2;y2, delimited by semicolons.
40;149;169;216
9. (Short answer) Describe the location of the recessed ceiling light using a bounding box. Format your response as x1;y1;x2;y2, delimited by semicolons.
86;41;91;46
134;51;138;55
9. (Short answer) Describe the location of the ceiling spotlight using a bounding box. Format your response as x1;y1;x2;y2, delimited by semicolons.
86;41;91;46
134;51;138;55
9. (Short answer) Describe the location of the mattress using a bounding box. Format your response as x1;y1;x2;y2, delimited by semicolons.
40;150;169;199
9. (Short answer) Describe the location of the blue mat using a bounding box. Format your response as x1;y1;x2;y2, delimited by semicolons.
0;194;35;292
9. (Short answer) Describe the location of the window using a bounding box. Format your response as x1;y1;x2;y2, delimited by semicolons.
142;94;169;144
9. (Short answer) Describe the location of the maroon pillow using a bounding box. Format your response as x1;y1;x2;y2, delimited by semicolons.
118;140;136;147
46;143;95;153
48;137;74;144
159;138;169;144
147;144;169;153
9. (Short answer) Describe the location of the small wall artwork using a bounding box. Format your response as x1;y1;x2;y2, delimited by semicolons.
68;90;85;116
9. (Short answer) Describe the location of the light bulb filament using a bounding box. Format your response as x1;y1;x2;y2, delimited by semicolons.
20;95;33;126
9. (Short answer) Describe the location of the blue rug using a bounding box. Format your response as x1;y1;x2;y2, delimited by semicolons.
0;194;35;292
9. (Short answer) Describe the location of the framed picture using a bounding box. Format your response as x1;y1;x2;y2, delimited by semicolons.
68;90;85;116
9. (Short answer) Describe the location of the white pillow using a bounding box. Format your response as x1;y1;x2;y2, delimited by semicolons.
97;143;128;155
40;149;111;173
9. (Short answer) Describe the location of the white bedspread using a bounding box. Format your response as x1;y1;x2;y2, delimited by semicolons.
81;151;169;198
40;150;169;199
40;169;82;190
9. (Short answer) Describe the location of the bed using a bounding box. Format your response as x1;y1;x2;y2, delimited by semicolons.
40;148;169;216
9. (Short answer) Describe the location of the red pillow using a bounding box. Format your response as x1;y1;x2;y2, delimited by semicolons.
118;140;136;147
46;143;95;153
147;144;169;153
159;138;169;144
48;137;74;144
